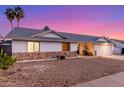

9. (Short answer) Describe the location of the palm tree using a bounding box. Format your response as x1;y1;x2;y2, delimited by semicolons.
14;6;25;27
4;8;15;30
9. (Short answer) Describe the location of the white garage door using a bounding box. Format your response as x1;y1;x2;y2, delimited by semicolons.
95;44;113;56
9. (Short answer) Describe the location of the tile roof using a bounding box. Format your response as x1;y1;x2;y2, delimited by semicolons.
58;32;100;42
5;27;107;43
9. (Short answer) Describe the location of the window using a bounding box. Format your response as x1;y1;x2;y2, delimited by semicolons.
62;42;70;51
27;42;40;52
34;42;40;52
27;42;34;52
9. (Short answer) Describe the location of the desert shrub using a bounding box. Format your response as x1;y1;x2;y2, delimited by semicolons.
83;45;89;55
83;45;93;56
87;52;93;56
0;49;16;75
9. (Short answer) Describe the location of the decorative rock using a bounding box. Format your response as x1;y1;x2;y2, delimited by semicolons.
12;51;78;61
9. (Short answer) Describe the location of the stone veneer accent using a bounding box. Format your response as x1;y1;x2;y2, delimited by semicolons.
12;51;78;61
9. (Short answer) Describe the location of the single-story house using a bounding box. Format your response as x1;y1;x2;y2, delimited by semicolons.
111;39;124;55
5;27;114;61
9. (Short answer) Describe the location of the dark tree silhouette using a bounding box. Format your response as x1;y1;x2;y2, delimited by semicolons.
14;6;25;27
4;8;15;30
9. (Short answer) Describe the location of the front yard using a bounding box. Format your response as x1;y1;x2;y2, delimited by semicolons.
0;57;124;87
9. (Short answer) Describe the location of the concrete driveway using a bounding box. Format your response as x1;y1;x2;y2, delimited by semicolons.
103;55;124;61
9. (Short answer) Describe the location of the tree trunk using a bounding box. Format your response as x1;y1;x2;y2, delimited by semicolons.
17;20;19;27
10;21;13;30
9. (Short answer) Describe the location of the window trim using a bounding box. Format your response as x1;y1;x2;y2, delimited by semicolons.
33;42;40;52
27;41;40;52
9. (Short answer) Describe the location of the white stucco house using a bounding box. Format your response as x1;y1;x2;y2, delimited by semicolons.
4;27;114;61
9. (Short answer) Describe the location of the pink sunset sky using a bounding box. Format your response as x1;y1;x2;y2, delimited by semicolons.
0;5;124;40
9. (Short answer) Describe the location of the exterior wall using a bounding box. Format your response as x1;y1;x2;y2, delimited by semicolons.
40;42;62;52
78;43;83;56
12;41;78;53
12;41;27;53
39;32;62;38
12;40;79;61
70;43;78;51
12;51;78;61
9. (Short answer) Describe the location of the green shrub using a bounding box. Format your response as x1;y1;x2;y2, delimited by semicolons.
83;45;89;55
83;45;93;56
0;49;16;75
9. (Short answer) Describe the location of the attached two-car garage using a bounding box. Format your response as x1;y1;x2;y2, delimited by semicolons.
95;43;113;56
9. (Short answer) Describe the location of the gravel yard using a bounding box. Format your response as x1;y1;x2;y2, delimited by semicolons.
0;57;124;87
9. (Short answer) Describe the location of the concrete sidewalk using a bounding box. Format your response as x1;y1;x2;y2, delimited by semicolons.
74;72;124;87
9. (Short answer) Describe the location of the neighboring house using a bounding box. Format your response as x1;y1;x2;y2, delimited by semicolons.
0;34;4;47
0;34;12;55
5;27;114;61
0;34;3;46
0;34;3;40
111;39;124;55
